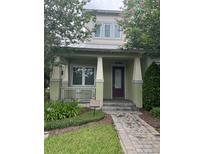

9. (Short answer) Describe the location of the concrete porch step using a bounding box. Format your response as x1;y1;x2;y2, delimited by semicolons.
102;100;138;111
102;106;137;111
103;102;136;107
103;100;133;104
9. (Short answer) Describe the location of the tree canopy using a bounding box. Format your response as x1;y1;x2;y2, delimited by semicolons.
44;0;95;88
120;0;160;57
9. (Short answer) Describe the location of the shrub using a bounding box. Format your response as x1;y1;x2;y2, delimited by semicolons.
143;62;160;111
44;100;80;121
44;110;105;131
150;107;160;119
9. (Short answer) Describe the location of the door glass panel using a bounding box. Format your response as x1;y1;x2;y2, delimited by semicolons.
115;69;121;88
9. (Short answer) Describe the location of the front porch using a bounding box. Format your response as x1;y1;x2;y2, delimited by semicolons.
50;48;143;108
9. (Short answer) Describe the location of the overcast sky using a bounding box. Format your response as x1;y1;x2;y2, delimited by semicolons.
85;0;123;10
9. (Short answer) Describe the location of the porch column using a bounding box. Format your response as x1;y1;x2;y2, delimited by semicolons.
50;57;61;101
132;57;143;108
62;62;69;87
96;57;104;107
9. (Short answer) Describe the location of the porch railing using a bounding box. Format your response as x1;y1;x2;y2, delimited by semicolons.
61;87;96;102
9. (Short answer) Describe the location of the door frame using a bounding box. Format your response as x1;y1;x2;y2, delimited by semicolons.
111;64;126;99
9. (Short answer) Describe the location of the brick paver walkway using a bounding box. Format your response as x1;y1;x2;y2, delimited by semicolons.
107;111;160;154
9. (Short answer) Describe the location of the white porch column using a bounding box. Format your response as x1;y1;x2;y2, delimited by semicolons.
133;57;142;82
132;57;143;108
50;57;62;101
96;57;104;107
62;62;69;87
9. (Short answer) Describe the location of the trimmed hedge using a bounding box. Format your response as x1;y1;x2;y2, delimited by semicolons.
150;107;160;119
143;62;160;111
44;110;105;131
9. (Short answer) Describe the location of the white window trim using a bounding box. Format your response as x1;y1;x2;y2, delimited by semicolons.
93;22;122;39
70;64;96;87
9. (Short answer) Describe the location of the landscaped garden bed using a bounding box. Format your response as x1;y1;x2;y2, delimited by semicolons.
44;101;123;154
45;109;105;131
139;108;160;132
46;113;113;136
141;62;160;132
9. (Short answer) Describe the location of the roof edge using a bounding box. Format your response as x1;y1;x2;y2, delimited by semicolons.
85;9;122;15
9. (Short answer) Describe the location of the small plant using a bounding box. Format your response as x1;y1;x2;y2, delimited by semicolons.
150;107;160;119
44;100;80;121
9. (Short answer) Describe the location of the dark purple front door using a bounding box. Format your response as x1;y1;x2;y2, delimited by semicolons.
113;67;124;98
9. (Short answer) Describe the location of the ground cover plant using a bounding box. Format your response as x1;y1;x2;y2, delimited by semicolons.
44;100;80;121
44;124;123;154
150;107;160;119
44;109;105;131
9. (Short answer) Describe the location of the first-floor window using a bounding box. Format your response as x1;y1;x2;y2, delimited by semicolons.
72;66;95;86
73;67;83;85
85;67;95;85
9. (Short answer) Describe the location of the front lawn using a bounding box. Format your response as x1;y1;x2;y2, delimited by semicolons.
44;124;123;154
45;110;105;131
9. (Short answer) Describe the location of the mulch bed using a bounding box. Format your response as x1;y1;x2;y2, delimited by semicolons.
139;108;160;132
79;107;91;114
46;114;113;137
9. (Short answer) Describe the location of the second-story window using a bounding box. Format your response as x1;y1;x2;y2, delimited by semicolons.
114;24;121;38
104;24;111;37
95;24;101;37
94;22;121;39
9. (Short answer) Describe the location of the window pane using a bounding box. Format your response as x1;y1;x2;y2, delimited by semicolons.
85;67;94;85
104;24;111;37
95;25;101;37
73;67;83;85
115;25;120;38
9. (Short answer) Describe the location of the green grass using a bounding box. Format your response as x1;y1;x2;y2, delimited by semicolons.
44;110;105;131
44;124;123;154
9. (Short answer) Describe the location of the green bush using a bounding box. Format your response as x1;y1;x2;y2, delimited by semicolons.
44;100;80;121
143;62;160;111
44;110;105;131
150;107;160;119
